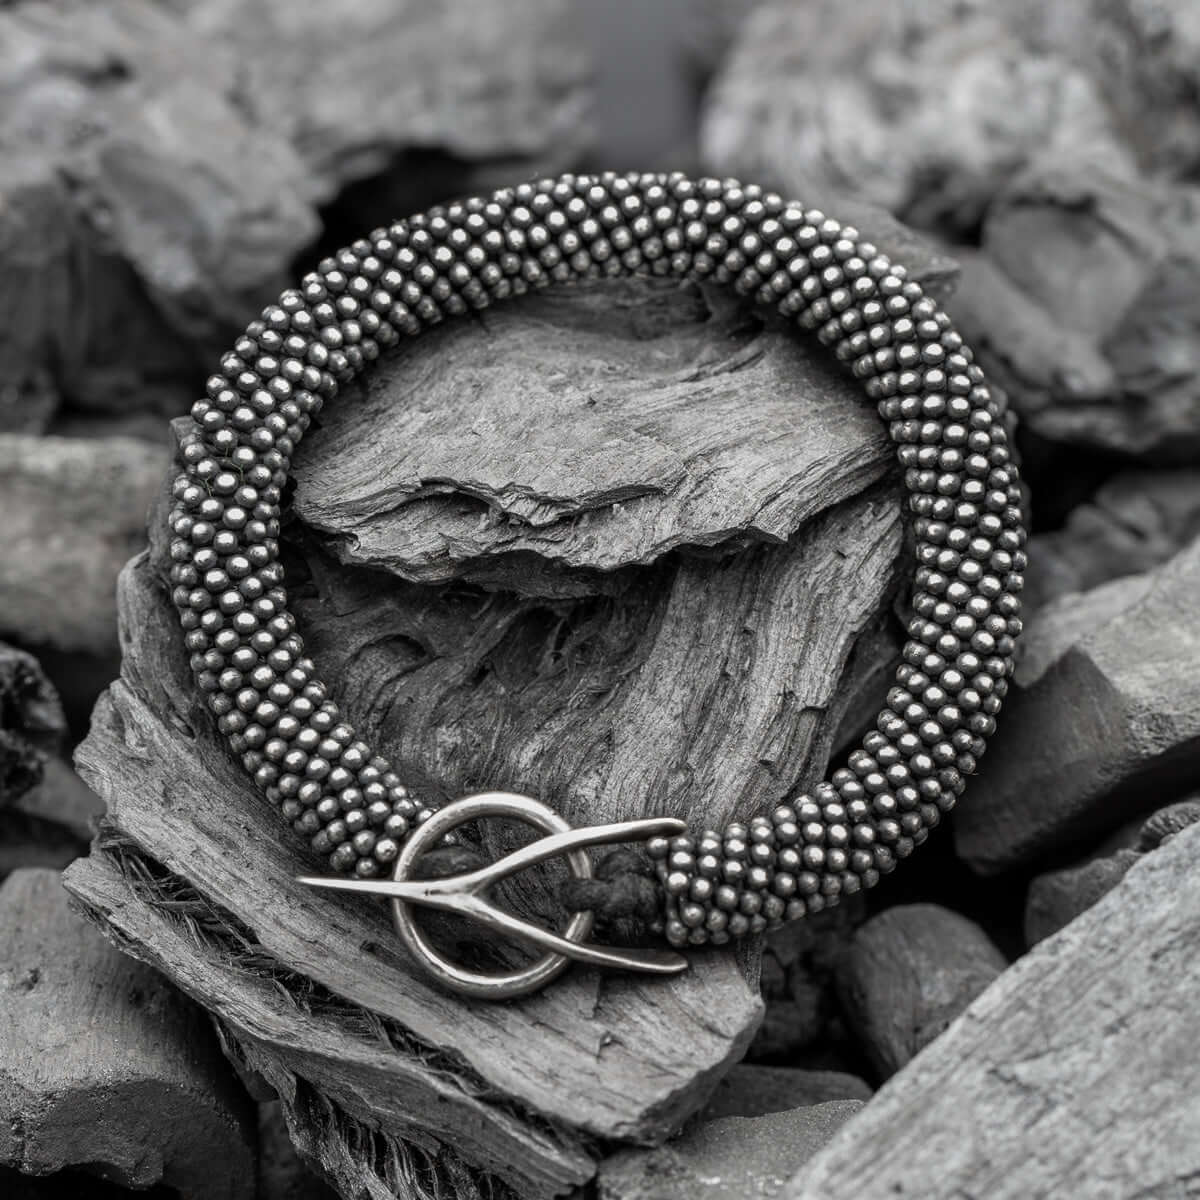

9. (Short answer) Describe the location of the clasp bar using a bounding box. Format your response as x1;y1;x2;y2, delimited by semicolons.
298;792;689;999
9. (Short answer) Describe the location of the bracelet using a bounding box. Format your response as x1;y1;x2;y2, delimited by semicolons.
168;172;1025;1000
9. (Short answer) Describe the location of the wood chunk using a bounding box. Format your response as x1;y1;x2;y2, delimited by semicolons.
0;869;254;1198
955;537;1200;875
11;758;103;843
599;1102;864;1200
66;265;913;1191
834;904;1006;1079
257;1101;339;1200
1025;468;1200;610
293;278;896;591
0;436;166;655
0;643;65;806
702;1065;871;1120
787;821;1200;1200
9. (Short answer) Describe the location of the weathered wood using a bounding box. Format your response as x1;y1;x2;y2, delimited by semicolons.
599;1101;864;1200
834;904;1007;1079
0;436;166;655
293;277;922;592
955;535;1200;875
0;643;65;806
64;264;917;1195
787;820;1200;1199
0;868;255;1198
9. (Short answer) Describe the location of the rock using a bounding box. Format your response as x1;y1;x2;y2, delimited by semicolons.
835;904;1006;1079
0;435;166;655
257;1100;338;1200
701;0;1200;238
1024;848;1141;947
949;163;1200;460
955;536;1200;875
1025;468;1200;610
0;869;255;1198
786;820;1200;1200
9;757;102;843
702;1065;872;1120
0;758;99;882
701;0;1131;237
64;266;923;1195
1025;794;1200;945
0;644;65;805
749;897;866;1062
172;0;592;202
0;0;591;427
599;1101;865;1200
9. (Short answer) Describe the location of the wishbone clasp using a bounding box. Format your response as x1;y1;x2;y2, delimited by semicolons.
298;792;689;999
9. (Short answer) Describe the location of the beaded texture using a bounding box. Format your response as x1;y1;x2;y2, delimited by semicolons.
168;172;1025;951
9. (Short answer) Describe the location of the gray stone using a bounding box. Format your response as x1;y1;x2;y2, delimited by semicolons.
1025;469;1200;611
835;904;1007;1079
0;869;255;1198
702;1065;872;1120
788;822;1200;1199
955;536;1200;875
600;1102;864;1200
949;163;1200;460
0;435;166;654
0;644;64;806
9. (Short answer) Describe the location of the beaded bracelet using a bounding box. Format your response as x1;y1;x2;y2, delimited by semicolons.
168;172;1025;999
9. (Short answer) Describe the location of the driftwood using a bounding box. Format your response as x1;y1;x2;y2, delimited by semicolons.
62;234;954;1195
0;868;255;1197
0;0;590;431
0;436;166;655
954;535;1200;875
833;904;1006;1079
786;820;1200;1200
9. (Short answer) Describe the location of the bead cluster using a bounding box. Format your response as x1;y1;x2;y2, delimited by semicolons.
167;172;1025;945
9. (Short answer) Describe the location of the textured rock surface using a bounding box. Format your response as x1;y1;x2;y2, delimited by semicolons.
1025;795;1200;945
0;869;255;1198
0;436;166;654
950;164;1200;459
955;536;1200;874
1025;468;1200;610
702;0;1200;237
835;904;1007;1079
62;267;927;1196
702;1065;871;1120
0;0;590;428
600;1101;864;1200
788;821;1200;1200
0;644;65;806
0;758;99;883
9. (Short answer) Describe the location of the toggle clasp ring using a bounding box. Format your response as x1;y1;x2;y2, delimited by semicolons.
298;792;690;999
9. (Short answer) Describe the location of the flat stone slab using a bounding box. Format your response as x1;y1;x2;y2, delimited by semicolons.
787;821;1200;1199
